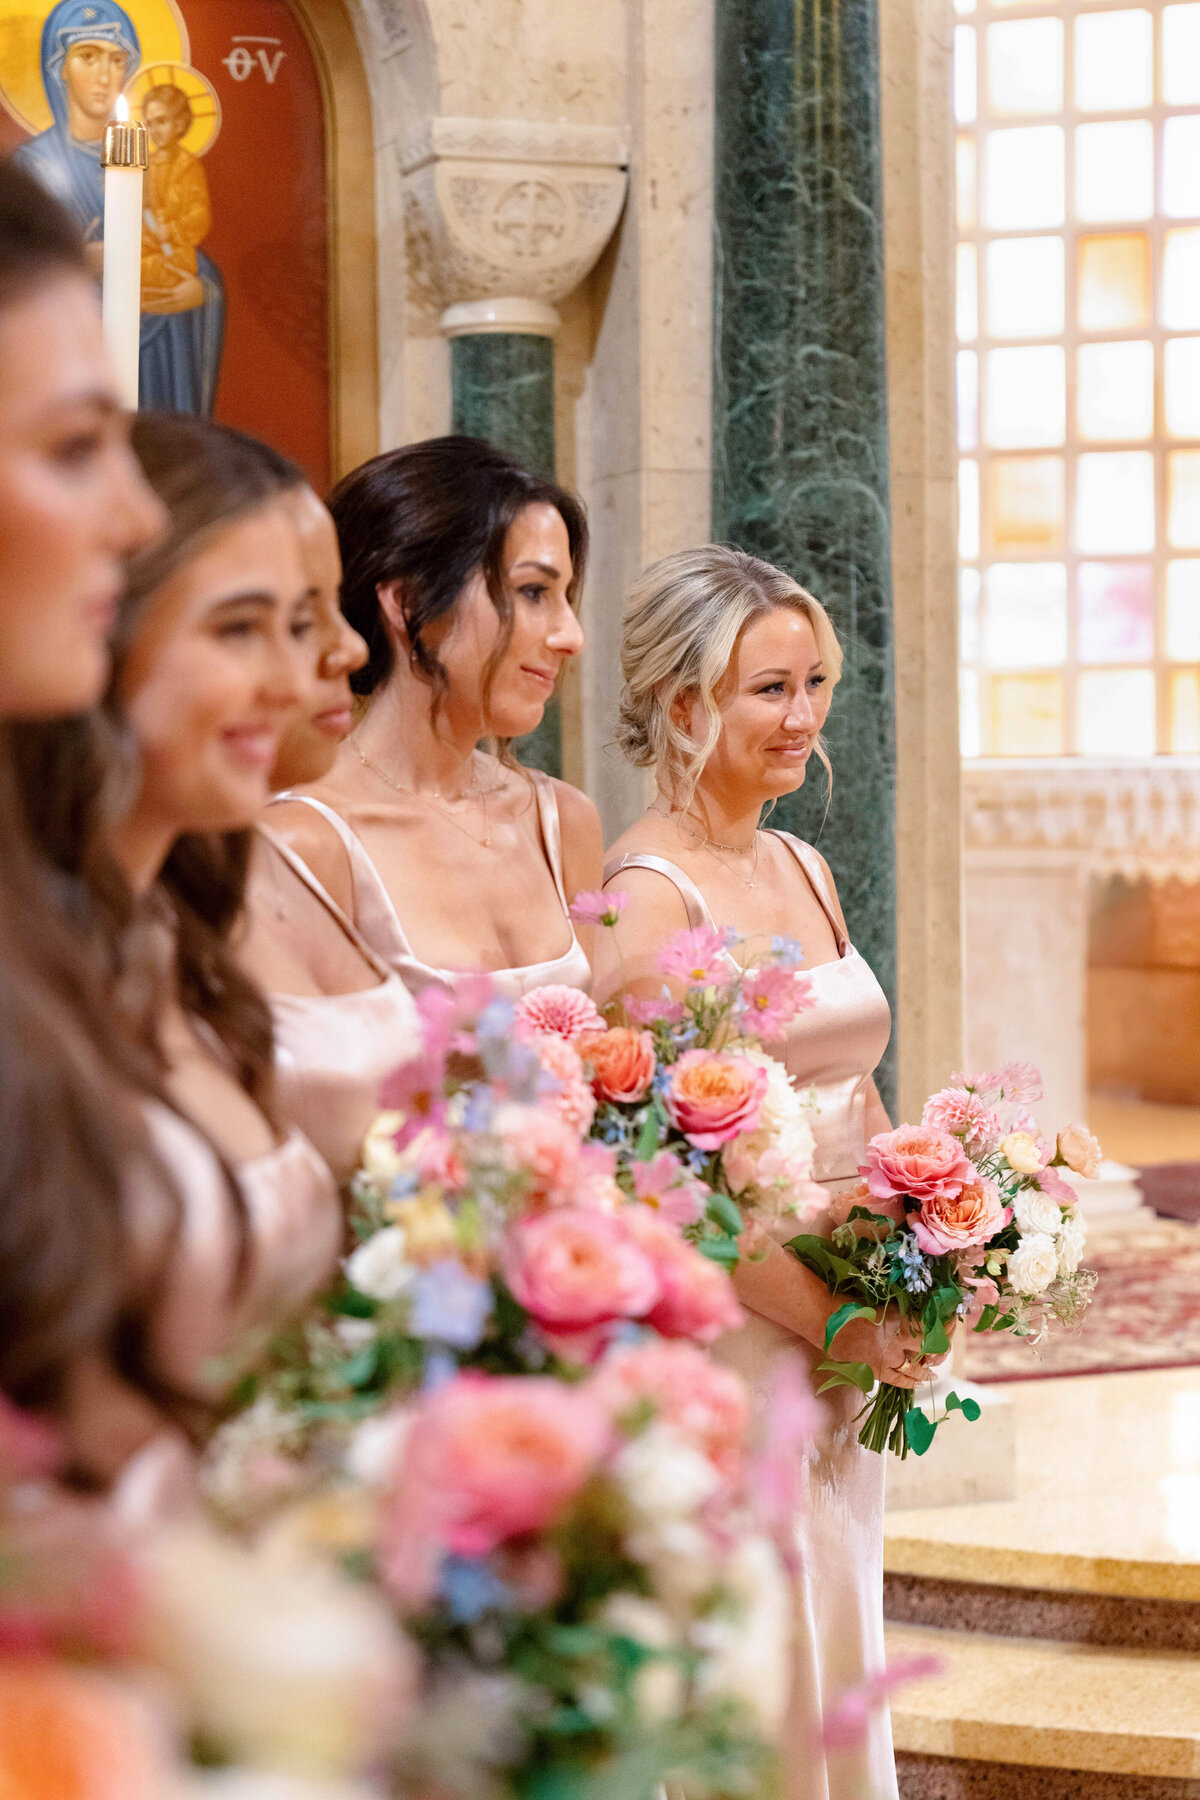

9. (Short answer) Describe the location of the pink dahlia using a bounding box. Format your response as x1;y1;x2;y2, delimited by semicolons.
568;889;627;928
531;1033;596;1135
921;1087;1001;1156
514;984;605;1043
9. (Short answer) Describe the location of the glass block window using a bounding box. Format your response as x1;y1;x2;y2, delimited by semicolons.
956;0;1200;755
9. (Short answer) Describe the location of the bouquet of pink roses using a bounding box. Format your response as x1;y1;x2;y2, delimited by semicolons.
783;1063;1098;1457
568;892;826;1256
203;972;799;1798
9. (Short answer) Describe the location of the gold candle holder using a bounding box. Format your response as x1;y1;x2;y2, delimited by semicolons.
102;115;148;170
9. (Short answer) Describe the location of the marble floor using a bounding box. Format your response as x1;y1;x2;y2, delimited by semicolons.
883;1367;1200;1792
884;1365;1200;1596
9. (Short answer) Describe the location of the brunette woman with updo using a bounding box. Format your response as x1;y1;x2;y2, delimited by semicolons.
15;413;343;1469
263;436;602;999
0;160;170;1484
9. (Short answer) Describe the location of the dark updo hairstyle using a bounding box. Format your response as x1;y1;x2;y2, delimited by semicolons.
327;435;588;742
14;413;306;1122
0;161;158;1441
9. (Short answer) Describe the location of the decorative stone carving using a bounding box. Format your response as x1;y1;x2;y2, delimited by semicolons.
963;758;1200;883
400;116;629;328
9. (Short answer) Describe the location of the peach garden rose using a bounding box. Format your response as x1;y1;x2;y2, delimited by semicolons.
501;1207;661;1330
861;1124;973;1204
664;1049;767;1151
910;1173;1011;1256
577;1026;657;1104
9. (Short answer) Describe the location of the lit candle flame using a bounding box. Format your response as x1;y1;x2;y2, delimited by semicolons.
113;92;130;123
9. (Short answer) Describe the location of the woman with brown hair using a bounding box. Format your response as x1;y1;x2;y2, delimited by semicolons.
0;157;170;1481
14;412;343;1473
263;436;603;999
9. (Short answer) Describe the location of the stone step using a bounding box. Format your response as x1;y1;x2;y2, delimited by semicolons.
887;1621;1200;1795
885;1569;1200;1652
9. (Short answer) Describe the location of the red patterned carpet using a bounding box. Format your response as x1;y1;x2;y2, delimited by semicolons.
964;1221;1200;1383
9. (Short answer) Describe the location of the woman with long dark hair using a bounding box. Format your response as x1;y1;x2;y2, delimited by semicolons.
0;158;168;1479
236;479;421;1183
14;412;343;1471
263;436;602;999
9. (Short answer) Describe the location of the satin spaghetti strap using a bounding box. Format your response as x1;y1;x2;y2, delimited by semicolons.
603;850;715;931
256;821;393;981
764;830;849;954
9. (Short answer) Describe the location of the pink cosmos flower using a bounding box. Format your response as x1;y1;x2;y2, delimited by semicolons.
381;1376;609;1599
568;889;627;929
627;1210;744;1343
665;1049;767;1150
861;1124;974;1204
379;1048;448;1143
531;1033;596;1135
911;1173;1011;1256
501;1207;661;1329
631;1149;707;1226
591;1340;748;1479
921;1087;1002;1156
738;965;815;1038
492;1103;581;1205
513;985;605;1043
657;924;736;988
996;1060;1044;1106
416;974;496;1056
821;1657;941;1752
950;1068;1002;1100
625;993;685;1027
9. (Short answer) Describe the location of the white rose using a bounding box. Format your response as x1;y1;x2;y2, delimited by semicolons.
1012;1188;1063;1238
344;1407;414;1488
598;1594;684;1724
359;1112;408;1185
344;1226;414;1301
1007;1232;1058;1295
1057;1211;1087;1277
143;1525;414;1777
1001;1131;1044;1176
733;1043;810;1138
614;1424;720;1523
694;1535;790;1735
1057;1124;1102;1181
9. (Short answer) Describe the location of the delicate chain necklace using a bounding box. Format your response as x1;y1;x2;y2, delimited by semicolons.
649;802;760;889
351;738;495;849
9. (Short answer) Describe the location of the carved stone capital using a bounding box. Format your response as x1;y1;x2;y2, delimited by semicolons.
400;116;630;327
962;757;1200;882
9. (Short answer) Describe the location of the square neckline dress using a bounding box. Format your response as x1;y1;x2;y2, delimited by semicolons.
604;831;897;1800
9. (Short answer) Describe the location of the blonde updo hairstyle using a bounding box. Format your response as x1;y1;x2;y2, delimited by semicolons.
616;544;843;809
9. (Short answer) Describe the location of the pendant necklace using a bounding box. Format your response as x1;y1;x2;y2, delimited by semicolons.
650;802;760;889
351;739;495;849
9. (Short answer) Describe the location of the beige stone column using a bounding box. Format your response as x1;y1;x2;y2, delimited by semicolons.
879;0;966;1121
583;0;715;836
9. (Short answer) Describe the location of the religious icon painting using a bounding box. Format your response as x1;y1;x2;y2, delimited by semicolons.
0;0;332;487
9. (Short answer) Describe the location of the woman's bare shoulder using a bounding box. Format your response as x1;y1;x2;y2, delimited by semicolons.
258;793;354;913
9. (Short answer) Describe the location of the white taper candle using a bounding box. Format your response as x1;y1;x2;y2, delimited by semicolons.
101;96;148;411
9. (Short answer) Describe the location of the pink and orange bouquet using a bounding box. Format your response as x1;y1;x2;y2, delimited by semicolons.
571;892;826;1251
783;1063;1098;1457
202;973;796;1796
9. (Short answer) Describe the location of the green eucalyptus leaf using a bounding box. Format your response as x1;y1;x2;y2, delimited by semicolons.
707;1192;745;1237
698;1233;740;1265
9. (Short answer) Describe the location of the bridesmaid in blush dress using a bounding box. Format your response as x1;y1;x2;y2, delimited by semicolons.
594;546;949;1800
265;438;598;1002
13;415;343;1472
237;481;421;1184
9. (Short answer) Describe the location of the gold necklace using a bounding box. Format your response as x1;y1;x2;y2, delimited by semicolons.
649;803;760;889
351;739;495;849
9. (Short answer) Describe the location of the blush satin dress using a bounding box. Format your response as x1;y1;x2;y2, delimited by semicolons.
269;769;592;1001
254;824;421;1184
605;831;897;1800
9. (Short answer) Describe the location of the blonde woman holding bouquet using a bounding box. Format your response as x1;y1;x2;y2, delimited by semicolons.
595;545;935;1800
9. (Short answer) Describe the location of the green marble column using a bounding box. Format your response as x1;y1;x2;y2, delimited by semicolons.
450;330;560;777
712;0;899;1111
